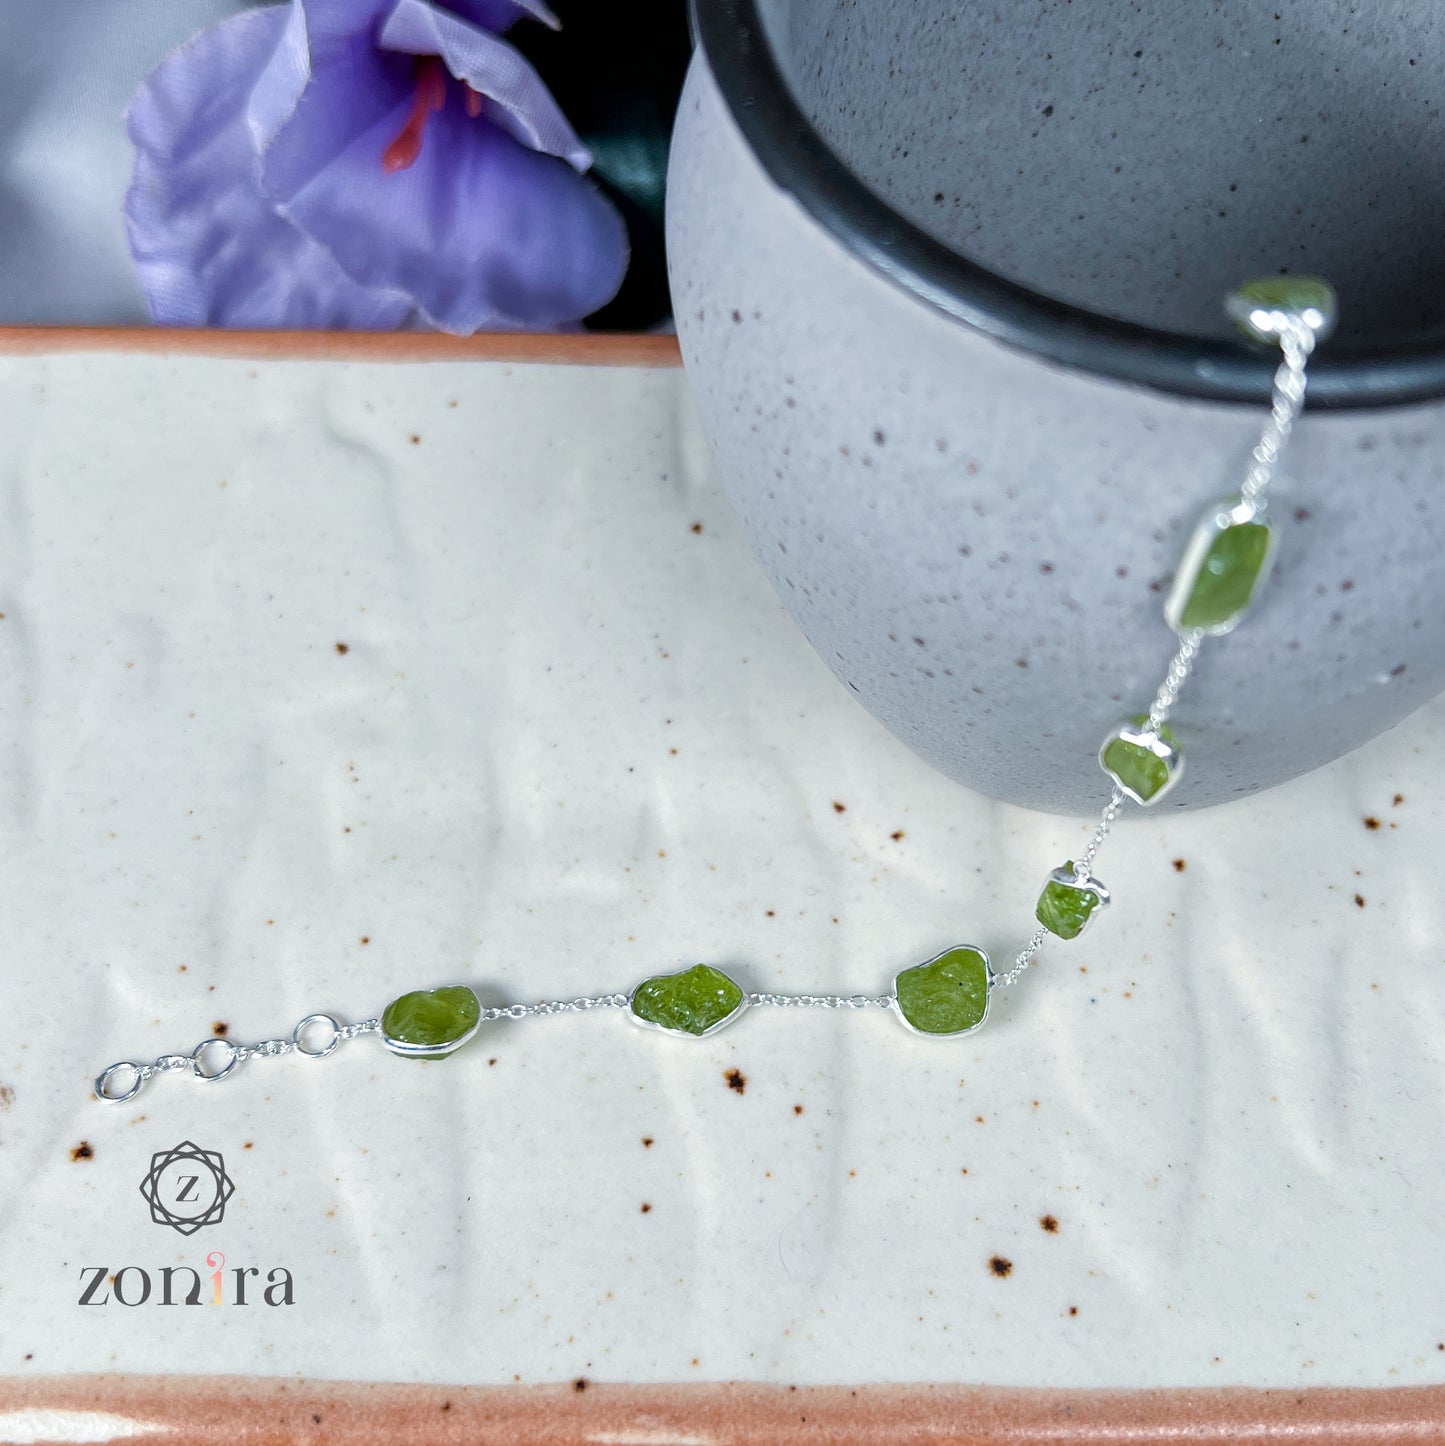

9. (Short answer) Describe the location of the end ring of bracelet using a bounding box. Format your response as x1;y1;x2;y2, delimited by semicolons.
95;1061;145;1104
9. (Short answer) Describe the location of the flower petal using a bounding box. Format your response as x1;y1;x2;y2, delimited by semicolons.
377;0;588;168
125;7;412;327
276;105;627;330
244;1;310;153
301;0;558;44
442;0;561;34
259;32;416;204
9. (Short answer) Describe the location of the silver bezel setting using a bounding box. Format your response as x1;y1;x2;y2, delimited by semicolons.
1043;865;1111;939
626;968;750;1039
1224;284;1337;344
1098;721;1184;806
378;986;482;1059
891;945;991;1039
1163;497;1279;638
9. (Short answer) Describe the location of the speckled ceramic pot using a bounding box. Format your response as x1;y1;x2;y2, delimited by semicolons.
667;0;1445;815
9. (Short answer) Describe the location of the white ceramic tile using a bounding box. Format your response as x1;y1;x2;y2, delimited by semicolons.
0;351;1440;1388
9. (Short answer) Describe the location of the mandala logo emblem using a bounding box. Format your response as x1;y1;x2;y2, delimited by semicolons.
139;1141;235;1235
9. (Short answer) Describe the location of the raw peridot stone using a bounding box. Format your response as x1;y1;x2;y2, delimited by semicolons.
1101;716;1180;804
380;985;481;1060
630;963;745;1037
1227;276;1337;343
1036;862;1104;941
894;947;990;1036
1178;520;1272;631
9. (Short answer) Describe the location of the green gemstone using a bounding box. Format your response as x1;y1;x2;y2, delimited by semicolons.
1036;862;1102;941
630;963;745;1037
1178;520;1272;631
1227;276;1337;342
894;947;990;1036
1101;716;1179;803
381;986;481;1060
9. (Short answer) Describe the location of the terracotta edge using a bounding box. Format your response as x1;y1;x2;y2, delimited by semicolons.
0;327;682;366
2;1375;1444;1445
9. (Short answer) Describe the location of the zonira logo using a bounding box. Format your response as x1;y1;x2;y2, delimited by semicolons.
78;1251;294;1306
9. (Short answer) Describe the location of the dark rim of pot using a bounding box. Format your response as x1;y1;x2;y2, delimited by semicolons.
693;0;1445;410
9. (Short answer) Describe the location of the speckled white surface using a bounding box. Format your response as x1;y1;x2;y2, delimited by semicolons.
0;351;1441;1389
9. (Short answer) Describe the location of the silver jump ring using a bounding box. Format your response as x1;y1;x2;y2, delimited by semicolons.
191;1038;239;1083
292;1013;341;1059
95;1061;145;1104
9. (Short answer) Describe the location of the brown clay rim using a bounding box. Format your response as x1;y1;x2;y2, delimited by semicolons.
0;327;681;366
1;1375;1443;1444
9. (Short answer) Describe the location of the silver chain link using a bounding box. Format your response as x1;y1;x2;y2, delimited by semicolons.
1239;324;1314;508
995;312;1317;989
95;1014;380;1104
482;993;630;1021
1148;631;1204;731
92;299;1326;1092
747;991;894;1009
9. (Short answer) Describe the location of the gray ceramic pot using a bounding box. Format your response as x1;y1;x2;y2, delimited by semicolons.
666;0;1445;815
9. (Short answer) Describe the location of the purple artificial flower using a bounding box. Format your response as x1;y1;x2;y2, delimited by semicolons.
125;0;628;331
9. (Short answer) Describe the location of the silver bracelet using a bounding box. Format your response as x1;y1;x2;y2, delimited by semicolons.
94;276;1335;1105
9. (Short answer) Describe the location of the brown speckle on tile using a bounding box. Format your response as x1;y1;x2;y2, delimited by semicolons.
793;1104;804;1116
0;1084;13;1111
409;434;421;445
360;935;370;945
640;1202;652;1213
832;801;847;813
212;1021;229;1037
891;830;905;841
573;1379;588;1392
989;1255;1013;1277
1354;894;1366;908
690;522;703;534
1394;794;1405;807
335;642;349;655
70;1142;93;1162
1173;858;1187;872
642;1136;654;1147
1069;1305;1079;1316
1364;816;1381;830
725;1069;746;1094
1040;1215;1059;1234
244;1141;254;1149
